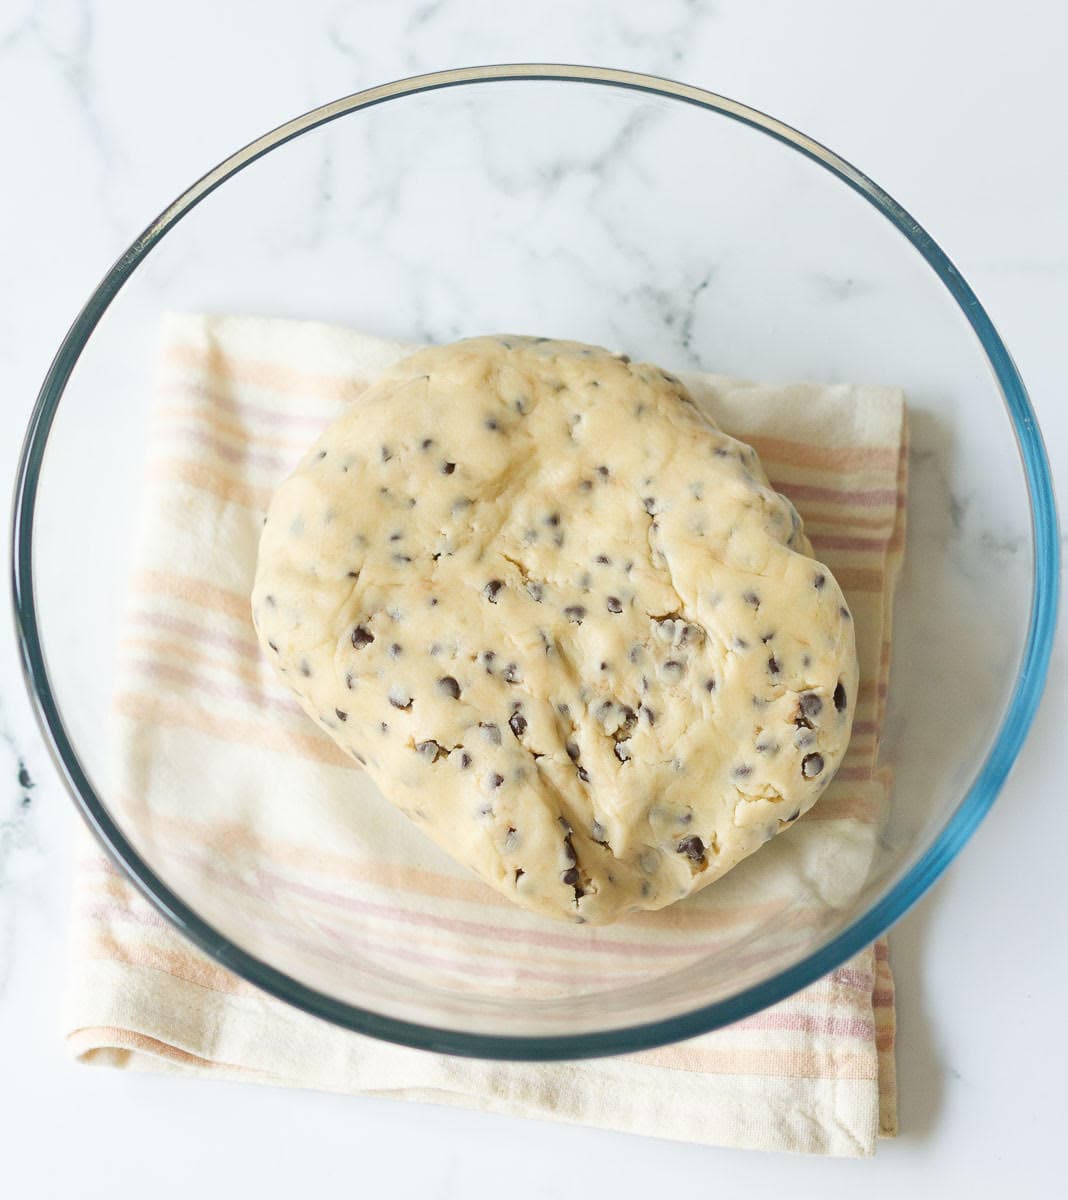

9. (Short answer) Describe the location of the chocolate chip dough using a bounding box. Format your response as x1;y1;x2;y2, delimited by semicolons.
252;336;858;924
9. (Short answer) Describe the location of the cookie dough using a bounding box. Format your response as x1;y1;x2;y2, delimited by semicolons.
252;336;858;924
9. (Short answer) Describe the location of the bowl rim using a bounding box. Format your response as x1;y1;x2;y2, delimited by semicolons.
11;63;1060;1060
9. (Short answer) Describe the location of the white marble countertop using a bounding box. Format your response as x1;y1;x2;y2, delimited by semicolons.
2;2;1066;1195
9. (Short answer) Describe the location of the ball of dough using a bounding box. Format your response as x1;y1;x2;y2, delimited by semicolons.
252;336;858;924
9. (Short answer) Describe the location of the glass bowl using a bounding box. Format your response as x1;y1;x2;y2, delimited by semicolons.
12;66;1058;1058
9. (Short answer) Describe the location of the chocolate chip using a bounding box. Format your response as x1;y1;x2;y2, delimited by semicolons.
565;742;580;761
345;672;355;689
577;766;590;783
606;596;623;613
704;677;716;693
802;753;825;778
388;687;412;710
840;605;851;620
437;675;461;699
614;741;632;763
459;752;472;768
564;605;586;624
814;573;826;590
640;705;656;726
639;850;660;875
479;722;502;745
345;571;359;580
526;581;544;602
642;497;656;514
316;449;327;459
508;713;527;738
442;461;456;475
799;693;823;720
268;640;279;653
335;708;348;721
381;445;392;462
489;773;504;789
768;655;780;675
502;662;522;684
392;554;412;565
562;866;581;887
515;868;525;883
485;418;500;431
677;835;706;865
596;465;609;478
743;591;761;609
389;642;402;658
579;479;593;492
600;661;609;671
420;437;434;451
732;764;753;779
483;579;503;603
300;660;312;677
834;682;848;712
785;809;801;822
546;512;561;527
595;554;611;565
416;739;444;761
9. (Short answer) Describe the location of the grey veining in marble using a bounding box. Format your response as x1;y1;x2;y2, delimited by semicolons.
0;690;44;997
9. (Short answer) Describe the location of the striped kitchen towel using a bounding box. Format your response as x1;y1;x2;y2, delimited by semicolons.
66;313;905;1156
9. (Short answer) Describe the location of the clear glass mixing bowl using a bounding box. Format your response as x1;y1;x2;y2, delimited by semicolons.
12;66;1058;1057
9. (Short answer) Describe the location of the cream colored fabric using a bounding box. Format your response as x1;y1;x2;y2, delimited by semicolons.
66;314;905;1156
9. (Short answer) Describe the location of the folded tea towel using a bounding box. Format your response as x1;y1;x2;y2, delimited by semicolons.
66;313;905;1156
